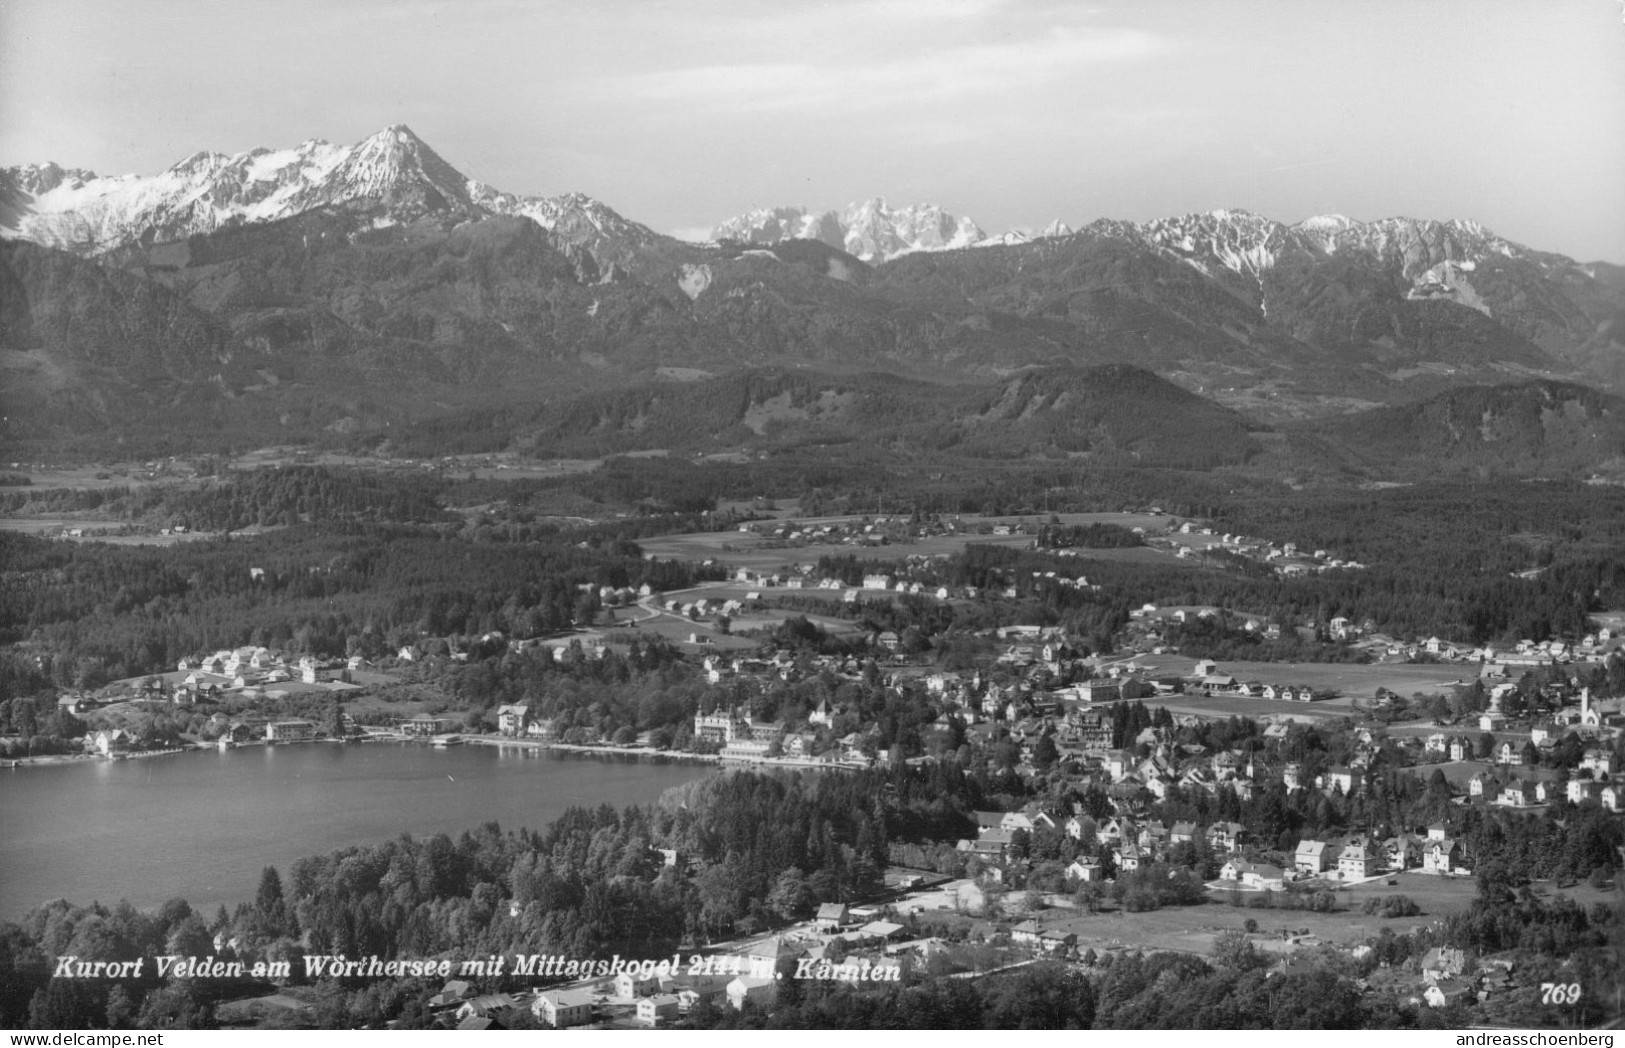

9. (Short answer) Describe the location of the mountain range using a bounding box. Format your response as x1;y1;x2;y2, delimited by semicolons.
2;124;1622;477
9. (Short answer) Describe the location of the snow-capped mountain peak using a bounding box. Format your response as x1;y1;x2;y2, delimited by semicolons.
1;124;547;255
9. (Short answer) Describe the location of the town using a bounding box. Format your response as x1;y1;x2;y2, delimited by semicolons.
8;502;1622;1030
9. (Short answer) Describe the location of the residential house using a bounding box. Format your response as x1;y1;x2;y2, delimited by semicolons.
1581;748;1618;777
1011;920;1044;947
1336;839;1378;880
1385;835;1421;871
1294;840;1329;875
1498;781;1539;808
1206;822;1247;853
814;902;851;933
533;988;595;1028
636;995;680;1026
1567;778;1605;805
1000;811;1037;832
1421;839;1463;875
455;994;517;1022
1320;767;1358;795
496;704;531;737
615;970;659;999
1097;817;1133;846
428;980;475;1010
1065;859;1102;882
727;976;777;1010
88;729;133;757
1039;930;1077;955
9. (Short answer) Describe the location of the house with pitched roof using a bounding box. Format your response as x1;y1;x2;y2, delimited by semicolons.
533;988;595;1028
636;994;681;1025
1294;839;1329;874
1336;838;1378;880
727;976;777;1010
814;902;852;933
497;704;531;736
1421;838;1463;874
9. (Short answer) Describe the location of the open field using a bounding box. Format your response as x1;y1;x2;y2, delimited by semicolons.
229;447;614;482
1139;694;1353;723
4;465;198;492
0;517;124;535
596;611;763;650
638;529;1037;573
1013;871;1488;958
1590;610;1625;631
1037;873;1617;962
1068;545;1187;565
610;587;860;645
639;512;1187;573
1387;724;1561;748
0;518;232;547
1117;653;1471;704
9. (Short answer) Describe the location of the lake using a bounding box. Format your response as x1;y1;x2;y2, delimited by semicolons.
0;742;712;920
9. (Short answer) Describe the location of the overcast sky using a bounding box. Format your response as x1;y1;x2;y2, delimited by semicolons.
3;0;1622;261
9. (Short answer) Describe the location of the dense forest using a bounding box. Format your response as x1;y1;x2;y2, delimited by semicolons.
0;522;721;699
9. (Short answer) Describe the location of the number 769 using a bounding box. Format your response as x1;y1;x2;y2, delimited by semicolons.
1540;983;1582;1005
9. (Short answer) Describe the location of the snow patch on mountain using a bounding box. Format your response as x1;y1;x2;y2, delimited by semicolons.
1406;259;1492;316
978;219;1075;249
1294;215;1518;280
1081;209;1550;313
678;263;713;301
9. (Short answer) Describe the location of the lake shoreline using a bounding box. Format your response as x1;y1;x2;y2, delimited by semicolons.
466;736;721;763
1;740;714;921
3;735;731;769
